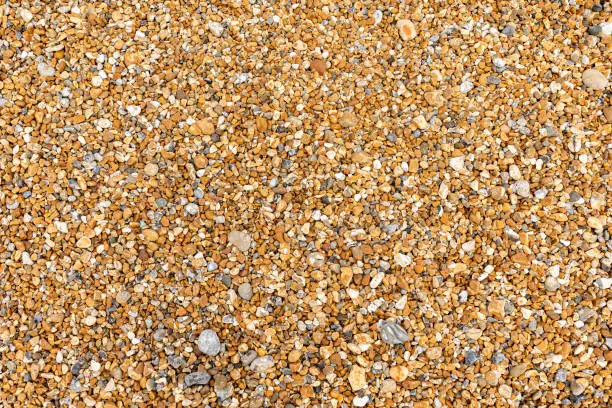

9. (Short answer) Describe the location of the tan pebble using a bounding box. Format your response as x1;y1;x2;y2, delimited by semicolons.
510;363;526;377
582;69;608;90
488;299;506;319
76;236;91;249
390;365;409;382
490;186;506;201
339;112;358;128
380;379;396;394
310;59;326;74
348;366;367;391
498;384;512;399
414;115;428;130
228;230;252;252
340;268;354;286
424;91;445;107
603;107;612;123
144;163;159;177
143;229;159;242
288;350;301;363
397;19;417;41
588;216;604;230
426;347;442;360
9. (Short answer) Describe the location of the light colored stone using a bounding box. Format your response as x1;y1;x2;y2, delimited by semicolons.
397;19;417;40
197;330;221;356
348;365;367;391
228;230;252;252
582;69;608;90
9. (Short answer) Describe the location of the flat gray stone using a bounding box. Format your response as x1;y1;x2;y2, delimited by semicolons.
379;320;409;345
197;329;221;356
184;371;211;387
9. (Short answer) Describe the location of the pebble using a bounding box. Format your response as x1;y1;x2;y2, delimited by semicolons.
511;180;531;198
348;366;367;391
228;230;252;252
397;19;417;41
310;59;326;74
185;203;199;215
582;69;608;90
237;282;253;301
184;371;211;387
143;163;159;177
208;21;224;37
352;395;369;407
464;350;480;366
379;320;410;345
37;62;55;77
390;365;409;382
197;330;221;356
249;356;275;372
339;112;358;128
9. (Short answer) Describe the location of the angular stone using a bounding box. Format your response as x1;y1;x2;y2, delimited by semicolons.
379;320;409;345
249;355;275;372
185;371;211;387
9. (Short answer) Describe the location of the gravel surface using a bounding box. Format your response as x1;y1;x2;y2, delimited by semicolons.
0;1;610;407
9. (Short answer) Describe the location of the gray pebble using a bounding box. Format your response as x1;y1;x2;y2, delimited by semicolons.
250;355;275;372
487;76;501;85
214;374;233;401
184;371;211;387
241;349;258;366
379;320;410;345
501;25;516;36
588;25;601;35
197;329;221;356
238;282;253;301
492;352;505;364
168;355;185;369
464;350;480;366
555;369;567;383
221;275;232;288
207;261;218;271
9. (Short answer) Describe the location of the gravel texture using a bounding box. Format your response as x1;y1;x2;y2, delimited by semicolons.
0;1;610;407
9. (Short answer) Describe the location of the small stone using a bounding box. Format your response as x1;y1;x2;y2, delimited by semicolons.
555;369;567;383
197;330;221;356
389;365;409;382
83;315;96;326
588;25;602;36
310;59;326;74
545;276;560;291
307;252;326;267
397;19;417;41
380;379;396;394
603;107;612;124
394;252;412;267
339;112;358;128
127;105;141;116
95;118;112;129
460;81;474;93
250;355;275;372
208;21;224;37
501;25;516;36
116;291;131;305
379;320;409;345
76;236;91;249
348;365;367;391
464;350;480;366
214;374;233;401
352;395;369;407
185;203;199;215
488;299;506;319
424;91;445;107
413;115;428;130
490;186;506;201
288;350;301;363
19;8;34;23
228;230;252;252
238;282;253;301
37;62;55;77
510;363;526;377
492;352;505;364
570;380;585;396
582;69;608;90
449;156;465;171
587;216;604;230
142;229;159;242
185;371;211;387
144;163;158;177
511;180;531;198
594;278;611;290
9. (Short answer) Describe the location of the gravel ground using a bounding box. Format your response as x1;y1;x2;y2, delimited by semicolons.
0;1;610;407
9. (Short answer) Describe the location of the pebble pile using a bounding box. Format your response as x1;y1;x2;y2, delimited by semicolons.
0;1;610;407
